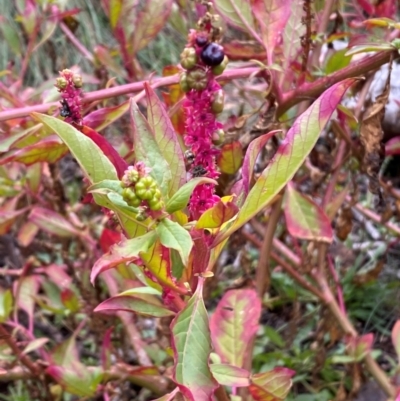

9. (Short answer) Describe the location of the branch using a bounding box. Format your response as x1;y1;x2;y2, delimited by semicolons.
0;324;40;376
0;67;260;122
278;50;396;116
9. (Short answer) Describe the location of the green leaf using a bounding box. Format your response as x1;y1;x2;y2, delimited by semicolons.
345;43;393;56
31;113;118;183
325;49;352;74
210;364;250;387
214;79;354;245
91;231;157;283
283;182;333;242
130;100;171;197
145;83;186;196
165;177;217;214
93;193;147;238
110;0;123;29
0;289;13;323
171;278;217;400
249;368;295;401
88;180;123;194
210;289;261;367
214;0;256;33
156;219;193;266
94;292;175;317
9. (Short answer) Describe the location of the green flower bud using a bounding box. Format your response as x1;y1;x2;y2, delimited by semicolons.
180;47;197;70
55;77;68;90
152;188;162;200
72;74;83;88
187;69;208;91
148;199;163;211
211;89;224;114
179;73;190;93
135;176;157;200
212;55;229;76
122;187;141;207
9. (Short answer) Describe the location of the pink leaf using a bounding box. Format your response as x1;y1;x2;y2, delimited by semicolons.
210;289;261;367
391;320;400;362
28;207;80;238
252;0;291;64
242;130;279;195
283;182;333;242
131;0;173;52
385;135;400;156
346;333;374;361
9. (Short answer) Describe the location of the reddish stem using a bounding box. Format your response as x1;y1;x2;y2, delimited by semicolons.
0;67;260;122
278;50;396;115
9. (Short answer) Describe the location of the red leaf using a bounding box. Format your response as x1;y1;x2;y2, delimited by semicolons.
252;0;291;64
99;228;122;253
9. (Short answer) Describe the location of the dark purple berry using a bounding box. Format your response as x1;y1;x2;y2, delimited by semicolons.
200;43;225;67
195;35;208;47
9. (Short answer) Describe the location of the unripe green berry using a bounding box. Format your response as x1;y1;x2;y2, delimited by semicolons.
211;89;224;114
212;55;229;76
187;69;208;91
179;73;190;93
212;129;225;145
180;47;197;70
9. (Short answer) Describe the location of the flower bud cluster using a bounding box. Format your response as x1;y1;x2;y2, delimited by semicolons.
120;163;164;213
55;69;83;124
